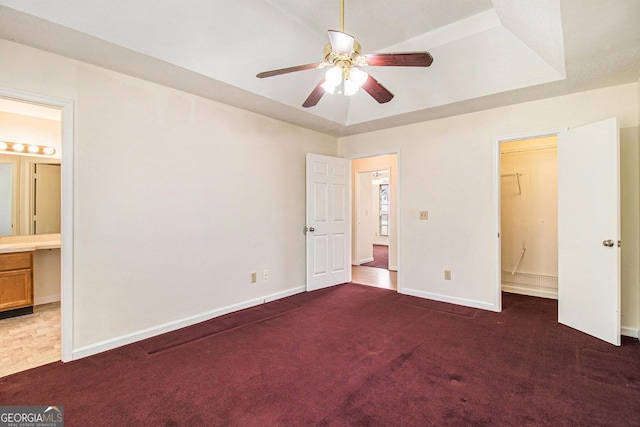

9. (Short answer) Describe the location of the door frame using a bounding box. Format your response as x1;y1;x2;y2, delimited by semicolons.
347;150;401;292
0;86;75;362
493;129;565;312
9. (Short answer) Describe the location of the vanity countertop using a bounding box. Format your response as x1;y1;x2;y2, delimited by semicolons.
0;234;61;254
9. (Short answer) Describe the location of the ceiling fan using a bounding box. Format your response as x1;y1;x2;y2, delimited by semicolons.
256;0;433;108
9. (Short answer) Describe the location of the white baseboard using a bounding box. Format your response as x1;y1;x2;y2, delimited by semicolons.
399;287;497;312
35;295;61;306
502;284;558;300
621;325;639;339
358;257;374;264
71;285;305;361
389;265;398;271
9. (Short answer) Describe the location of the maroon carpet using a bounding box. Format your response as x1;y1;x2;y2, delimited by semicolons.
361;244;389;269
1;284;639;426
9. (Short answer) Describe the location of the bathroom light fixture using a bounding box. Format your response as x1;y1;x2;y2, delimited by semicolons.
0;140;56;156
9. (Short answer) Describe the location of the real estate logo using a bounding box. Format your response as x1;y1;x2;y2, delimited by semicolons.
0;406;63;427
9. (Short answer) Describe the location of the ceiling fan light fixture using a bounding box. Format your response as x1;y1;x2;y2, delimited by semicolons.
321;66;342;94
344;67;368;96
343;79;359;96
350;67;368;86
256;0;432;107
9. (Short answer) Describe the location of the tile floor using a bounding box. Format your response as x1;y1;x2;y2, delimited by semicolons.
0;302;61;378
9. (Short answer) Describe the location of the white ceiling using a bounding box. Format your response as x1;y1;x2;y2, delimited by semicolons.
0;0;638;136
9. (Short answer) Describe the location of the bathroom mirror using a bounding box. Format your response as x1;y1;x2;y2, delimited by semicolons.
0;153;61;236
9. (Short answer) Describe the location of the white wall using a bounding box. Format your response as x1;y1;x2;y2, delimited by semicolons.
351;155;398;270
339;83;640;333
0;40;337;355
630;74;640;339
620;127;640;336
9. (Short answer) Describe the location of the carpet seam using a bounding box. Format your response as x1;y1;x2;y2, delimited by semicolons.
392;300;478;318
145;307;300;355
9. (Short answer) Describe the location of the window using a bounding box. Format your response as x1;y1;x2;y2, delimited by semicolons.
379;184;389;236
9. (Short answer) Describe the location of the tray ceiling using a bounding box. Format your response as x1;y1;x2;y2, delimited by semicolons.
0;0;638;136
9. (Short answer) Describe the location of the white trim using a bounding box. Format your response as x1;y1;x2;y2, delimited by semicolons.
621;325;638;338
493;133;503;312
353;169;362;267
502;286;558;300
359;257;374;264
0;87;74;362
72;286;305;360
399;287;497;312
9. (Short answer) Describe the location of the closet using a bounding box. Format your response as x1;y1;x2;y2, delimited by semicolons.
500;136;558;299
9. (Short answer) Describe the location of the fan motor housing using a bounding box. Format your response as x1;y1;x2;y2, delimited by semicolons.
323;40;362;62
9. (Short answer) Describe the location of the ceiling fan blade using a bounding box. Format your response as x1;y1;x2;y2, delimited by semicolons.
302;78;326;108
361;75;394;104
364;52;433;67
328;30;354;55
257;63;324;79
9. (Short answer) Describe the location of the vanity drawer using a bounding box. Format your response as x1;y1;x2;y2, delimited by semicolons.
0;252;33;272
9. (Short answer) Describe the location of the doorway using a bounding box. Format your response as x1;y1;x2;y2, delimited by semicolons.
496;118;622;346
500;135;558;299
0;88;74;371
351;154;398;290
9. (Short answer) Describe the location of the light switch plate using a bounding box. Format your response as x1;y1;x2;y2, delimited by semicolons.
419;211;429;220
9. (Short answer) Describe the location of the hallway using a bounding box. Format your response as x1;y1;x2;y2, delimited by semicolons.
352;265;397;290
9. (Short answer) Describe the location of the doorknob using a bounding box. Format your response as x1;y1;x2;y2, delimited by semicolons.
304;226;315;234
602;239;615;247
309;227;315;232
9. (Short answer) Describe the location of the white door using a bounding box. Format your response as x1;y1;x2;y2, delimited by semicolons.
306;153;351;291
558;117;620;345
33;163;61;235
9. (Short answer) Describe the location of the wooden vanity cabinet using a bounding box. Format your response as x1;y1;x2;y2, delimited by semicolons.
0;251;34;317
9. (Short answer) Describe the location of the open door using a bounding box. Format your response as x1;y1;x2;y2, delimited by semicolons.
306;153;351;291
558;117;620;345
32;163;61;235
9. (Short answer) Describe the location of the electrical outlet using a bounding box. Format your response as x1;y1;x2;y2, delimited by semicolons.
251;272;257;283
444;270;451;280
419;211;429;220
263;269;269;281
